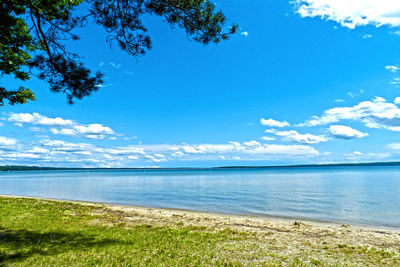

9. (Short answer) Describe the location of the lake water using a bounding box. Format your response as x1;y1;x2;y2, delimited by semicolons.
1;167;399;228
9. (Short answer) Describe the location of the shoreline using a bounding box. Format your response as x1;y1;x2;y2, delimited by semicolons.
2;195;400;265
1;194;399;233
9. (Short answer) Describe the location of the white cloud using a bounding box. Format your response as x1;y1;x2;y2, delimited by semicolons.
3;153;40;159
395;97;400;104
51;124;114;139
261;136;275;141
260;118;290;127
86;134;107;140
109;62;121;69
247;144;319;156
294;0;400;29
0;135;322;167
74;124;114;135
7;112;116;140
73;151;92;156
50;128;76;136
0;136;17;146
144;155;167;163
302;97;400;132
27;147;50;154
329;125;369;139
244;141;261;147
362;34;372;39
266;129;328;144
172;151;185;157
391;30;400;36
391;77;400;85
241;31;249;37
28;127;44;132
334;99;344;103
386;65;400;73
388;143;400;150
8;113;74;126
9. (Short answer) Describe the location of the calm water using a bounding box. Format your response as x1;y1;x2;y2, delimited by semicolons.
1;167;400;228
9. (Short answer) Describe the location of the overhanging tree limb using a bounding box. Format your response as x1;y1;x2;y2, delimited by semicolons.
0;0;237;105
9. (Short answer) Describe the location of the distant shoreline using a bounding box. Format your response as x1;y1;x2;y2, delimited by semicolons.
1;161;400;171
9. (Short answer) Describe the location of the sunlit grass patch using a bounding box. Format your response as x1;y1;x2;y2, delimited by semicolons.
0;196;399;266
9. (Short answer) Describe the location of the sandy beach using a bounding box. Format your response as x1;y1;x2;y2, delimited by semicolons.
2;194;400;266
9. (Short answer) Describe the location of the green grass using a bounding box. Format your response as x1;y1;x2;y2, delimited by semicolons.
0;197;399;266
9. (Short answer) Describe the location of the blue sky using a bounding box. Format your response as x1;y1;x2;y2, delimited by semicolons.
2;0;400;167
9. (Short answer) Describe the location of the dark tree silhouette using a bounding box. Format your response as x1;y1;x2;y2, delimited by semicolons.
0;0;237;105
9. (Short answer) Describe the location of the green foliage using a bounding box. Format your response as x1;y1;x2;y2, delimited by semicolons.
0;86;35;105
0;0;237;105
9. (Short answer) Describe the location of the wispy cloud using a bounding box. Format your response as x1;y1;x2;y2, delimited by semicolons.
260;118;290;128
391;77;400;85
0;137;321;167
265;129;328;144
109;62;121;69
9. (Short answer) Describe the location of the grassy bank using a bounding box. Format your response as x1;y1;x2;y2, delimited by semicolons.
0;197;399;266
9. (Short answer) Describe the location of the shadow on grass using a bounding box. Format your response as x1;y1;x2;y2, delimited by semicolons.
0;226;122;264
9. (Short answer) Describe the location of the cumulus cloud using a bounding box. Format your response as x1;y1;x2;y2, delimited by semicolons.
241;31;249;37
329;125;369;139
6;112;116;140
302;97;400;132
266;129;328;144
8;113;73;126
294;0;400;29
260;118;290;127
395;97;400;104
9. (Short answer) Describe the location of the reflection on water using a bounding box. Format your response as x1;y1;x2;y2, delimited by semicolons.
0;167;399;228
